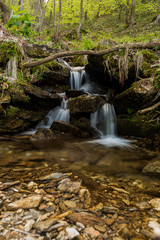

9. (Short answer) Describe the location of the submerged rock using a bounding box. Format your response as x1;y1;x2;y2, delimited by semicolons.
7;194;42;210
30;129;54;142
58;178;81;193
142;160;160;174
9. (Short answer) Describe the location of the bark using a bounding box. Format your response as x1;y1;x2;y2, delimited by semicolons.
39;0;46;31
55;0;61;43
126;0;130;26
77;0;83;40
129;0;135;31
0;0;10;23
138;102;160;114
23;41;160;68
19;0;24;11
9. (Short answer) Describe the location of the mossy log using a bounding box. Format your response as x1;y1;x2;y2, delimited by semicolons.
23;42;160;68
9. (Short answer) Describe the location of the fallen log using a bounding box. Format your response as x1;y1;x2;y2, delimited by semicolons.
138;102;160;114
23;41;160;68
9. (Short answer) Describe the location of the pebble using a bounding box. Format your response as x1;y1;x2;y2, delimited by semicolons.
66;227;80;239
149;198;160;211
58;178;81;193
24;219;35;231
84;227;101;239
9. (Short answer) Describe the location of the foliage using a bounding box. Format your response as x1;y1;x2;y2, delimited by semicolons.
6;4;37;37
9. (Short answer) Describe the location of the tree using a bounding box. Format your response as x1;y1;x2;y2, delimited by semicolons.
0;0;10;23
77;0;83;40
129;0;135;31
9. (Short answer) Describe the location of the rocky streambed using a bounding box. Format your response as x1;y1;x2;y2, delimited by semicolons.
0;136;160;240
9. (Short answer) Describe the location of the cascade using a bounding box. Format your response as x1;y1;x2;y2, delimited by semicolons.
70;67;85;90
37;98;70;129
90;103;132;148
91;103;117;137
6;56;17;82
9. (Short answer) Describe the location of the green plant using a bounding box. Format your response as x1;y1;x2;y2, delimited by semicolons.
6;4;37;37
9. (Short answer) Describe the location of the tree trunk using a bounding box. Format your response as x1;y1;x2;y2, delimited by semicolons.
19;0;24;11
129;0;135;31
39;0;46;31
126;0;130;26
54;0;61;43
96;0;102;17
53;0;56;40
77;0;83;40
23;41;160;68
0;0;10;23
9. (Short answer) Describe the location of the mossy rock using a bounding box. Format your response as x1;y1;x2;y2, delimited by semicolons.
0;93;11;105
114;78;157;114
117;116;160;138
10;89;29;103
0;104;5;118
0;41;22;67
24;44;53;58
68;95;105;116
30;128;54;142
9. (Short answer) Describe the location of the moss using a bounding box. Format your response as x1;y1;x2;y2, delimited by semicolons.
141;50;157;63
6;106;20;116
141;62;152;77
0;41;22;66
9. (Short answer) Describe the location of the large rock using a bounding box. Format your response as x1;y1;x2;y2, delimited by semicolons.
24;43;54;58
142;160;160;175
68;95;105;116
30;128;54;142
50;120;80;136
7;194;42;210
114;79;157;114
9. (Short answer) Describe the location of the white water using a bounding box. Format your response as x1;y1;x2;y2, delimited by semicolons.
90;103;132;148
5;56;17;82
70;67;85;90
21;98;70;135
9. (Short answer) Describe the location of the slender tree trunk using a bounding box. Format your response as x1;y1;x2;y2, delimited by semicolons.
53;0;56;41
0;0;10;23
19;0;24;11
48;9;52;25
55;0;61;43
39;0;47;31
96;0;102;17
126;0;130;26
129;0;135;31
84;0;88;21
77;0;83;40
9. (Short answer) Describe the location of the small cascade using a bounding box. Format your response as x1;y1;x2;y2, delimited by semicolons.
70;67;85;90
90;103;132;148
37;98;70;129
6;56;17;81
91;103;117;137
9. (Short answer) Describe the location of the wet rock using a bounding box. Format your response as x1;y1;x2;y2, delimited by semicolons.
58;178;81;194
67;212;104;226
7;194;42;210
40;172;67;180
142;160;160;174
30;129;54;142
79;189;91;209
66;89;86;98
24;43;54;58
114;79;157;114
0;93;11;105
50;121;80;137
63;200;76;208
84;227;101;239
149;198;160;210
68;95;105;115
66;227;79;239
24;219;35;231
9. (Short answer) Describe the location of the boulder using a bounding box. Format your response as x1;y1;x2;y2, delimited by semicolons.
142;160;160;175
68;95;105;116
50;120;81;137
24;43;54;58
114;79;157;114
66;90;86;98
30;128;54;142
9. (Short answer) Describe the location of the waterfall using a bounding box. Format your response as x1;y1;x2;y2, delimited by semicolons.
37;98;70;129
90;103;132;148
91;103;117;137
70;67;85;90
6;56;17;82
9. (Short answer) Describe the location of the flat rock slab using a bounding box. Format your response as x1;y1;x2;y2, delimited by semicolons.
67;212;104;226
7;194;42;210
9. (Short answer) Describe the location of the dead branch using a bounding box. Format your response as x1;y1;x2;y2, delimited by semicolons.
22;41;160;68
138;102;160;114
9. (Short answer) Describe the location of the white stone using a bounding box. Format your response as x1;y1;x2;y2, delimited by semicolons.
24;219;35;232
66;227;79;239
149;198;160;211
